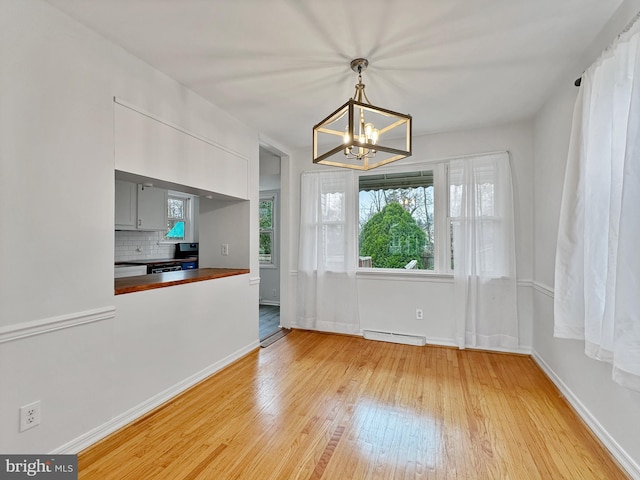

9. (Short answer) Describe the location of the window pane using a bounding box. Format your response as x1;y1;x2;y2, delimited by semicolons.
259;232;272;263
477;181;495;216
168;198;185;219
259;198;275;265
323;223;346;270
359;171;434;270
321;192;345;222
166;219;185;239
259;200;273;229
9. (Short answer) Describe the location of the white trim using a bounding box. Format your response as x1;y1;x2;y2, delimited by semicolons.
532;281;555;298
53;339;260;454
0;307;115;344
422;333;531;354
363;329;426;346
356;269;454;283
288;324;529;354
424;337;459;348
114;97;249;162
259;300;280;307
532;351;640;479
294;274;530;286
471;344;532;355
249;276;261;285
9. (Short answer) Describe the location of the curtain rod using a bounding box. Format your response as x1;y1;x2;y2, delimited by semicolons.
574;9;640;86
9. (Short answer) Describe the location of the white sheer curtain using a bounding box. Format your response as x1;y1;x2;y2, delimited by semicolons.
296;170;360;334
450;152;519;350
554;21;640;391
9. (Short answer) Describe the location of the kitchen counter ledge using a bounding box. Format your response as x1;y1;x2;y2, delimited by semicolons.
114;267;250;295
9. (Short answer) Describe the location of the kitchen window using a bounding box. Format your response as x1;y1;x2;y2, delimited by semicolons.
165;192;194;242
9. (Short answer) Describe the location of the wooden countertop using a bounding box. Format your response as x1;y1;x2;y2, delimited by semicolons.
114;267;249;295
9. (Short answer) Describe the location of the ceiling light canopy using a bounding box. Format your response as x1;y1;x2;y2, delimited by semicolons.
313;58;412;171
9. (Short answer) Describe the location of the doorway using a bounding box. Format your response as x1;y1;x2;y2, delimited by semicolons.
259;147;281;341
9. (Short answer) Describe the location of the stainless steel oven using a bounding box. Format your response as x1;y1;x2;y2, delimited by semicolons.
148;264;182;274
175;243;199;269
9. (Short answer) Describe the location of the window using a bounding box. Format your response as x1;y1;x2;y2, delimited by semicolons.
259;197;275;265
358;167;446;271
320;188;348;270
448;161;504;276
164;192;193;242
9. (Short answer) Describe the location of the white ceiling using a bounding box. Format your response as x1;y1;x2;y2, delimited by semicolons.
47;0;622;150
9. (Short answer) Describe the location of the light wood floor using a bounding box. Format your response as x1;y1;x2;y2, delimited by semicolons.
79;330;628;479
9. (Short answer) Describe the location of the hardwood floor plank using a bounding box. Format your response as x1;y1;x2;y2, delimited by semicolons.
79;331;629;479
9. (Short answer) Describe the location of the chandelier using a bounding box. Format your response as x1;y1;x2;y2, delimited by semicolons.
313;58;412;170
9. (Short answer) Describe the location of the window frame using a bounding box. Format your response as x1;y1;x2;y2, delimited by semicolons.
356;161;452;276
259;192;278;268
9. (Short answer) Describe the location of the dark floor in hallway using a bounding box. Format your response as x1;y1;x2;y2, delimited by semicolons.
259;304;280;341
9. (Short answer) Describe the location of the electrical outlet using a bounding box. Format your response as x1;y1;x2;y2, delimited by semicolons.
19;401;41;432
416;309;424;320
272;289;277;297
221;243;229;256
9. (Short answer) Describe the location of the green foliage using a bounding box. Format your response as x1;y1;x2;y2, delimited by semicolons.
259;200;273;229
360;202;427;268
259;200;274;263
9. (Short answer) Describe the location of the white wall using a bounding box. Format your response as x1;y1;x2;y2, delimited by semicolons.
199;197;251;269
0;0;259;453
531;0;640;475
285;120;534;350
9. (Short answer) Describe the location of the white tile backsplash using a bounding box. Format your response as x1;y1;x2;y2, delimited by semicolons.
115;230;175;262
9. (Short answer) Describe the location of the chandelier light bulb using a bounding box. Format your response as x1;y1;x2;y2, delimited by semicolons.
365;122;374;138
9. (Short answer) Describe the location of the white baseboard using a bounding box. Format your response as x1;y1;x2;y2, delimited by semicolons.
424;337;458;348
290;324;529;354
472;344;532;355
259;300;280;306
532;350;640;479
363;329;426;346
53;339;260;454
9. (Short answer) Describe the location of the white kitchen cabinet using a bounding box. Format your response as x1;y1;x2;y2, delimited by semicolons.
115;180;137;229
137;184;167;231
115;180;167;231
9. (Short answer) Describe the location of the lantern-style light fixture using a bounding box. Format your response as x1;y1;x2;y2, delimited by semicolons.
313;58;412;170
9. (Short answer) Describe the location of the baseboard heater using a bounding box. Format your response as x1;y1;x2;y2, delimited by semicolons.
363;329;426;347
